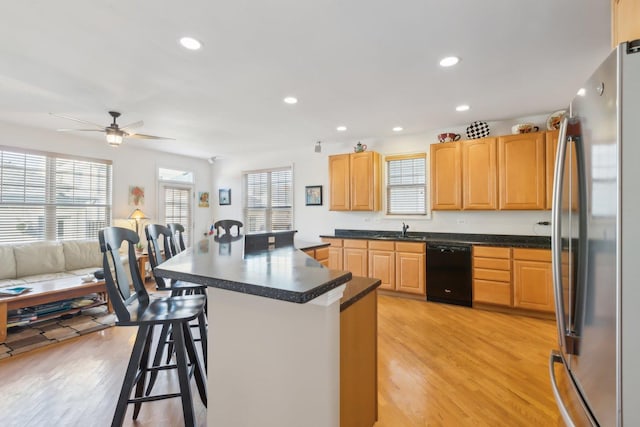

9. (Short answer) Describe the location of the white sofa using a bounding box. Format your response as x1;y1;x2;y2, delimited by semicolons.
0;240;104;288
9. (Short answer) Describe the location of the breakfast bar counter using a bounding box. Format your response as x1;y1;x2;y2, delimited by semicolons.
154;235;354;427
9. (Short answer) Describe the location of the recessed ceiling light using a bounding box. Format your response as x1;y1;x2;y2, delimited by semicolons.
179;37;202;50
392;126;403;132
456;105;470;112
283;97;298;104
336;126;347;131
577;88;586;96
439;56;460;67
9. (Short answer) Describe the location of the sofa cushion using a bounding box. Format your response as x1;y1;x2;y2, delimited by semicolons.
62;240;102;271
0;245;16;280
14;241;66;278
21;272;75;284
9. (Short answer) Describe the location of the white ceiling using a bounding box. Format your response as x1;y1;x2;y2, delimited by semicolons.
0;0;611;159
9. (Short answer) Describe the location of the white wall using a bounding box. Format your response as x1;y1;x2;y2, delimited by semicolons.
211;113;556;241
1;121;213;244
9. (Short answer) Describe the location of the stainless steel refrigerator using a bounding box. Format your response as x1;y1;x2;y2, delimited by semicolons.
549;39;640;426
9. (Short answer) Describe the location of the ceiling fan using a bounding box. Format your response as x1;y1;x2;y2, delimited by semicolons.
50;111;175;147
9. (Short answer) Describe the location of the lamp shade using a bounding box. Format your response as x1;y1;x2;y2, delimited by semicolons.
128;208;148;220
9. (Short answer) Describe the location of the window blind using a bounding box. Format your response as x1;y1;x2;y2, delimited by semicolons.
244;167;293;233
163;185;192;246
386;154;427;215
0;148;112;244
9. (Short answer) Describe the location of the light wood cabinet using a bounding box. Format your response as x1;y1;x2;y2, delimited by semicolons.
513;248;554;313
368;240;395;291
303;246;330;267
462;137;498;210
498;132;546;210
328;154;350;211
473;246;512;306
321;238;343;270
430;142;462;210
395;242;426;295
344;239;368;277
329;151;381;211
612;0;640;48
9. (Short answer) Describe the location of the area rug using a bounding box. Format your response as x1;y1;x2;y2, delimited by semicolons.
0;305;116;359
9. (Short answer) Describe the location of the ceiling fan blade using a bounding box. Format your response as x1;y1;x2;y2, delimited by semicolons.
127;133;175;140
120;120;144;131
56;128;106;132
49;113;105;130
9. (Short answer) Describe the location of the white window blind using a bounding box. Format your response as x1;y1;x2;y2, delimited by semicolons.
244;166;293;233
0;147;112;244
386;153;427;215
163;185;192;246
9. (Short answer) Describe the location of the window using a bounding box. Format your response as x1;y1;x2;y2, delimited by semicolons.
243;166;293;233
0;146;112;244
158;168;193;247
386;153;428;216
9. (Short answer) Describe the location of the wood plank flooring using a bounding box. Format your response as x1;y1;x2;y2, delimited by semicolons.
0;294;560;426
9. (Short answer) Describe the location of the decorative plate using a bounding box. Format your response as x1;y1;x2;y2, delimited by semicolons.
466;121;490;139
546;110;566;130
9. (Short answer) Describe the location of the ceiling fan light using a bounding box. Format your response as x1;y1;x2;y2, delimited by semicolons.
106;130;123;146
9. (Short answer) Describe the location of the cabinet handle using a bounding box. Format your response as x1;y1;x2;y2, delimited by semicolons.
444;289;452;293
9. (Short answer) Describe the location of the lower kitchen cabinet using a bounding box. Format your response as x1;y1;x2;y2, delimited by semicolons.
322;238;344;270
302;246;330;267
472;246;512;306
344;239;368;277
368;241;395;290
395;242;426;295
513;248;554;313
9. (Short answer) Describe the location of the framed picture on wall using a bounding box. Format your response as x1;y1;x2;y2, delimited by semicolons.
305;185;322;206
219;188;231;205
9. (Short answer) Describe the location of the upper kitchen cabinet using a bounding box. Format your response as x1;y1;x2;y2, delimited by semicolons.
430;142;462;210
498;132;546;210
462;137;498;210
329;151;381;211
612;0;640;48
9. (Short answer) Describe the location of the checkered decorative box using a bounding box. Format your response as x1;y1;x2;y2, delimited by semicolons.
466;121;490;139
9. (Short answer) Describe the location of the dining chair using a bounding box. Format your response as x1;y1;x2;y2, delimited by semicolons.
99;226;206;427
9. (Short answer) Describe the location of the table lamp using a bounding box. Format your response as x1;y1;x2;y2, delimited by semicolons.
128;208;148;235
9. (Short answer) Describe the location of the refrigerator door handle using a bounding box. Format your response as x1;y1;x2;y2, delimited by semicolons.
552;116;570;352
549;351;577;427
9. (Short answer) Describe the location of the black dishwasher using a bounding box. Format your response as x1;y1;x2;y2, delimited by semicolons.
426;243;472;307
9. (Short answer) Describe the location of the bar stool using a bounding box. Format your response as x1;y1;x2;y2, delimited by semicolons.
213;219;243;236
99;226;206;427
167;222;186;253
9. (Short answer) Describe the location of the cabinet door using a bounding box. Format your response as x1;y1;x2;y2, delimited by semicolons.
344;248;368;277
513;259;554;312
498;133;546;210
350;152;381;211
612;0;640;48
329;154;350;210
462;137;497;210
430;142;462;210
327;247;343;270
368;250;395;290
395;252;425;295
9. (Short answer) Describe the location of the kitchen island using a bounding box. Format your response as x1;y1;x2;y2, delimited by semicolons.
154;235;378;427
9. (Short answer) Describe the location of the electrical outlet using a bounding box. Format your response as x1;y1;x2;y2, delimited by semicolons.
456;219;466;225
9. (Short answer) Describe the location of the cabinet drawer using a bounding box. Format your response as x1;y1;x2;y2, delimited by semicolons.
513;248;551;262
474;268;510;282
368;240;395;251
473;257;510;271
321;238;343;248
315;247;329;260
395;241;425;253
473;279;512;306
473;246;510;259
343;239;368;249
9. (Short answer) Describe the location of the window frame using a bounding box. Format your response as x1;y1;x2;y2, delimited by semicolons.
157;167;194;247
0;145;113;243
242;164;294;233
383;152;431;219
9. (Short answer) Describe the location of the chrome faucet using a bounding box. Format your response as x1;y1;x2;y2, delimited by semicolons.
401;222;409;237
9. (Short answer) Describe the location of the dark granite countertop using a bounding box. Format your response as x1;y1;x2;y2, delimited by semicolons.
340;276;381;312
154;236;352;304
320;229;550;249
295;239;330;251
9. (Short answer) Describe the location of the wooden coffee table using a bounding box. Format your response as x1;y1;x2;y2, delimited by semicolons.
0;276;112;343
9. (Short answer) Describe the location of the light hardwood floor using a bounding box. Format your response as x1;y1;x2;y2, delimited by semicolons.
0;294;560;426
